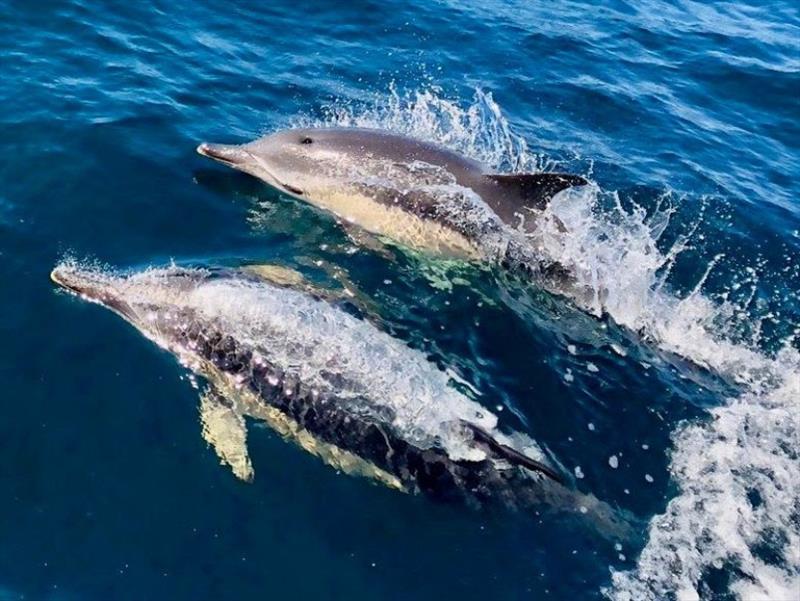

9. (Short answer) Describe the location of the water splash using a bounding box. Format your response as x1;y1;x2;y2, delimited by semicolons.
306;85;800;599
297;84;549;173
610;365;800;600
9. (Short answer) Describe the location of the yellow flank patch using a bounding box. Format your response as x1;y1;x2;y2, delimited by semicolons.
308;188;482;260
210;370;407;492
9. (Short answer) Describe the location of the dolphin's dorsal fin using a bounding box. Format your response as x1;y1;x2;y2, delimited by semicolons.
462;421;564;484
199;388;254;482
484;173;588;210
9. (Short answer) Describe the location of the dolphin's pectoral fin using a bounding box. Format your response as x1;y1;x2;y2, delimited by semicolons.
199;388;254;482
484;173;589;211
242;263;336;302
339;222;398;259
461;420;564;484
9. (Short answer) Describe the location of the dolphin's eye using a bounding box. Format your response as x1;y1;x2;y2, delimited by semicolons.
300;137;313;145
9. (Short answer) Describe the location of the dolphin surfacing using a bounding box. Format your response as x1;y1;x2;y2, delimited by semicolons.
51;261;639;536
51;262;568;505
197;128;588;273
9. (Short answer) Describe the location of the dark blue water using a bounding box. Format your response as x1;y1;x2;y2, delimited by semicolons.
2;1;799;599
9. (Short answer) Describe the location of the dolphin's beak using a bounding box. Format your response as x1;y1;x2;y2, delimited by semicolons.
197;141;303;196
196;142;250;167
51;266;91;296
51;265;128;315
51;265;110;298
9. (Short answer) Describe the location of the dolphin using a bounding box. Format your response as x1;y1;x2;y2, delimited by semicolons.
196;128;588;282
50;260;632;527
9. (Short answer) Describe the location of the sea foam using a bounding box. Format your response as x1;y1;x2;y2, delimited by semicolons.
308;86;800;599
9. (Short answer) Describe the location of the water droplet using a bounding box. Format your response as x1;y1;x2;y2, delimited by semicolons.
610;344;627;357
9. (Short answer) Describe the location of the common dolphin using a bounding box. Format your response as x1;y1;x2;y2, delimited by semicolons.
197;128;588;283
50;260;632;528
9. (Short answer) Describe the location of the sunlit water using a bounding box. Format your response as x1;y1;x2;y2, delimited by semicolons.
1;1;798;599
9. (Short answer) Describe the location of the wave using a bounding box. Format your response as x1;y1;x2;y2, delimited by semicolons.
305;85;800;599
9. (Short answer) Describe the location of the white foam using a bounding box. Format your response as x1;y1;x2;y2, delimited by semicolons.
307;84;545;174
311;86;800;599
610;366;800;600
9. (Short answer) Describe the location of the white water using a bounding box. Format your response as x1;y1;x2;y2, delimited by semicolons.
311;87;800;599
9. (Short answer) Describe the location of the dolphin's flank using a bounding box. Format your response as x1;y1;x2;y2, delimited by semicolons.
197;127;589;280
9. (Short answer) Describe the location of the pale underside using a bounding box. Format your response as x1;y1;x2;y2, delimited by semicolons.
306;186;482;260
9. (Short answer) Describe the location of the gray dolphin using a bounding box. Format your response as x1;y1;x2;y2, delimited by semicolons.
50;260;635;533
197;128;588;276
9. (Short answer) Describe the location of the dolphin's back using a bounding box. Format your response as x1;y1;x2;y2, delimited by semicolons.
313;127;489;181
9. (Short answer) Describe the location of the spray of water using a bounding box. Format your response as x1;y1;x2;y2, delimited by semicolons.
295;84;549;173
308;86;800;599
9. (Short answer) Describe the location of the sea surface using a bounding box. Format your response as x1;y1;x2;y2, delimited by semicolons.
1;1;799;599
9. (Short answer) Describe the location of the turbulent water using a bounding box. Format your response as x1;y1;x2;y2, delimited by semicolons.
2;1;799;599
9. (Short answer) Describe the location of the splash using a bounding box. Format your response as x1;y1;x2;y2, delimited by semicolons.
188;275;501;460
297;84;549;173
610;367;800;600
308;86;800;599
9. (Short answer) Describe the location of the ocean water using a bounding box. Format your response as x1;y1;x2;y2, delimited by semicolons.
1;0;799;599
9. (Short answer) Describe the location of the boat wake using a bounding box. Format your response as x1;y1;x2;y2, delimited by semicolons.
301;86;800;599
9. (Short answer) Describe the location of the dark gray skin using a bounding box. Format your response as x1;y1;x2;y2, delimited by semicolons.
197;128;588;269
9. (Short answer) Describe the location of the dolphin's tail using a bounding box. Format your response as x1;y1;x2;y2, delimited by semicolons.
498;466;643;543
460;421;642;542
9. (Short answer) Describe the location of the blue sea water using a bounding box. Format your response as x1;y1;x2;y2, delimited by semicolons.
1;0;799;599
